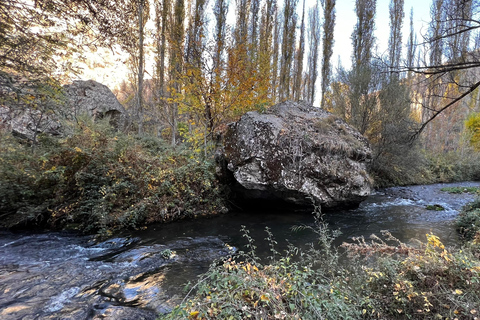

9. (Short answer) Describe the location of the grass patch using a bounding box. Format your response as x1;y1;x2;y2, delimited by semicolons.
0;117;225;236
440;186;480;194
425;204;445;211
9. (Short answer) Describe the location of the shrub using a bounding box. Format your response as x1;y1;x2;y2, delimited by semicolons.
344;232;480;319
457;198;480;242
0;117;225;236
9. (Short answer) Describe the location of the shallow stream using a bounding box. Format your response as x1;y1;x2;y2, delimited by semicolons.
1;181;479;319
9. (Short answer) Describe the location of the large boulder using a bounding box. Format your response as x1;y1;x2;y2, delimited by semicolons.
0;79;126;139
217;100;372;209
63;80;127;128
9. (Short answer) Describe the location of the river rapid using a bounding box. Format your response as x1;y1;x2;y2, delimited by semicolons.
1;181;479;320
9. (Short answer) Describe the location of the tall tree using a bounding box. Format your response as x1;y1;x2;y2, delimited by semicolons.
388;0;404;77
154;0;169;100
444;0;472;61
186;0;207;67
293;0;306;101
279;0;298;100
320;0;335;107
428;0;445;67
137;0;147;134
259;0;277;101
349;0;377;135
235;0;251;46
271;8;281;102
250;0;261;61
168;0;185;145
406;7;416;77
213;0;229;80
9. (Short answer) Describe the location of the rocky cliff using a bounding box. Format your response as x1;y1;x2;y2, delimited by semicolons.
217;100;372;209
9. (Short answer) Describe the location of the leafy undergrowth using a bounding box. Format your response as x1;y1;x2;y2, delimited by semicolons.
457;198;480;243
161;211;480;320
0;118;225;236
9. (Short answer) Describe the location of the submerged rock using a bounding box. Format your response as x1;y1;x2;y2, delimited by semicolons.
217;100;372;209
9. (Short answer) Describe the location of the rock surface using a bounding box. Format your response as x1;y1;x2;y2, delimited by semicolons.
0;79;126;139
217;100;372;208
63;80;127;128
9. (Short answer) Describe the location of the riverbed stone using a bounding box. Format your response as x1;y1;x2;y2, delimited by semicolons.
217;100;372;208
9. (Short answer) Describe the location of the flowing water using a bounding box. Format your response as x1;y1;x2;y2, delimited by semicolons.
1;181;479;319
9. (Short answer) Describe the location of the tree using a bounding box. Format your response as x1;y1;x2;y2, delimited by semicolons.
320;0;335;107
279;0;298;101
167;0;186;146
258;0;277;102
349;0;377;135
388;0;404;77
293;0;306;101
137;0;147;134
250;0;261;61
213;0;229;81
405;0;480;140
406;7;416;77
271;8;281;102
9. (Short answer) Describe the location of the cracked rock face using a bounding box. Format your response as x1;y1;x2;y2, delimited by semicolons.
217;100;372;209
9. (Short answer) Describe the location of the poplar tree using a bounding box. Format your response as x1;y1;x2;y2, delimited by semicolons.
259;0;277;101
293;0;306;101
406;8;416;77
279;0;298;101
271;9;281;102
429;0;445;67
154;0;169;100
235;0;251;46
137;0;146;134
444;0;472;61
350;0;377;135
388;0;404;78
320;0;335;107
213;0;229;79
168;0;185;146
186;0;207;67
250;0;261;60
305;2;320;105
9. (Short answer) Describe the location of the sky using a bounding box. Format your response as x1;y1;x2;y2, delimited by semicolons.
78;0;433;93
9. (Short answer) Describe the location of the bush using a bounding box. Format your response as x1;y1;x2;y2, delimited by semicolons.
457;198;480;242
371;148;480;188
425;150;480;183
0;117;225;236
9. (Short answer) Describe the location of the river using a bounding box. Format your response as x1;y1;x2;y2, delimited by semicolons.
1;181;479;319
